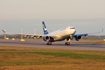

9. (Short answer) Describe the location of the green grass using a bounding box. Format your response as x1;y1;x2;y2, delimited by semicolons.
34;52;105;59
0;46;105;70
1;51;105;59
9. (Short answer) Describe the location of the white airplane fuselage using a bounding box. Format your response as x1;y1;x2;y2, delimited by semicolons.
46;26;76;41
2;21;103;45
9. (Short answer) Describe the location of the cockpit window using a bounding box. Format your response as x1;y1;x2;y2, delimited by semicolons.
70;28;75;29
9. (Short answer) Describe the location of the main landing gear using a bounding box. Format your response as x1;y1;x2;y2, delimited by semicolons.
46;42;70;45
47;42;52;45
65;42;70;45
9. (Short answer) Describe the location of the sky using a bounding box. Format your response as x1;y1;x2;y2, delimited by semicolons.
0;0;105;35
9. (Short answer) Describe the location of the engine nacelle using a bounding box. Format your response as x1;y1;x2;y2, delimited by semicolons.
43;36;54;42
75;36;81;41
43;36;51;42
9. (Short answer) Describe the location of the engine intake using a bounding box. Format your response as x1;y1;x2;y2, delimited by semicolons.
43;36;50;41
43;36;54;42
75;36;81;41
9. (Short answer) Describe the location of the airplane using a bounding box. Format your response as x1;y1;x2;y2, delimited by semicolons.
2;21;104;45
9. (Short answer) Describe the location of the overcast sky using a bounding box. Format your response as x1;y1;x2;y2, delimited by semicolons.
0;0;105;35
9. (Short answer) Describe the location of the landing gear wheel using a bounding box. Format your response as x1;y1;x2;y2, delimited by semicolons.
65;42;70;45
47;42;52;45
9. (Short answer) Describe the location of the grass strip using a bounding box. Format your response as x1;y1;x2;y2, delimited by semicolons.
33;52;105;59
1;51;105;59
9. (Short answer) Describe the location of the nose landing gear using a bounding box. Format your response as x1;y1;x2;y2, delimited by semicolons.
47;42;52;45
65;42;70;45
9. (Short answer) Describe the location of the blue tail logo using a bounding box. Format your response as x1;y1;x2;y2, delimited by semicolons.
42;21;49;35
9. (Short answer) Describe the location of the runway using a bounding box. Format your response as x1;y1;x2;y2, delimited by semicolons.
0;39;105;51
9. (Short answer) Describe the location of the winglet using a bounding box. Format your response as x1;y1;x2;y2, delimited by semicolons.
2;29;6;33
88;29;104;35
102;29;104;32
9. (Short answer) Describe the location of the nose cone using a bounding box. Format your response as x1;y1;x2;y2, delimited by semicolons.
73;29;76;34
67;26;76;35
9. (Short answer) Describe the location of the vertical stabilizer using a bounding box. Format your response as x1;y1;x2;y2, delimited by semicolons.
42;21;49;35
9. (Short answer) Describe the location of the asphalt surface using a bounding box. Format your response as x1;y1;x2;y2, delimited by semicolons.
0;39;105;51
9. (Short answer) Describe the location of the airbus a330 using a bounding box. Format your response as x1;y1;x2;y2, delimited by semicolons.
2;21;104;45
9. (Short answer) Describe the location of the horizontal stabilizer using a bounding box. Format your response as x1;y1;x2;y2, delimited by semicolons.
2;30;6;33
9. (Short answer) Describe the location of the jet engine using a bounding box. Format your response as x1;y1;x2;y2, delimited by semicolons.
75;36;81;41
43;36;54;42
43;36;50;42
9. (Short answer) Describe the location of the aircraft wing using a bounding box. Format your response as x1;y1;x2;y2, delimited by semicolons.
73;33;88;37
21;34;57;38
73;29;104;41
73;33;88;41
2;30;57;38
73;29;104;37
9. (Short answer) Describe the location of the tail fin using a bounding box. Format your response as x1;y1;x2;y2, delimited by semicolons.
42;21;49;35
